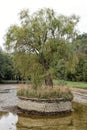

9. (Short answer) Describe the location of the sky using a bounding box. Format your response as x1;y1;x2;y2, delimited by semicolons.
0;0;87;49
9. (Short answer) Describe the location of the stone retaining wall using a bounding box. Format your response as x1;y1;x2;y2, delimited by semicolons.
17;97;72;115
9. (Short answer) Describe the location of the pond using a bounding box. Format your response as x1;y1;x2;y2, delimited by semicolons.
0;102;87;130
0;84;87;130
0;112;18;130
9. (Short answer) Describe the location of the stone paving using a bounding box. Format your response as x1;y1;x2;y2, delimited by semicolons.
0;84;18;111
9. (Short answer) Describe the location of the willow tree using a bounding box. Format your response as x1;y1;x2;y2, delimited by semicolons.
4;8;79;87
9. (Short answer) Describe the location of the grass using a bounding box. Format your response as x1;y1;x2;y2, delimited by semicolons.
53;80;87;89
17;84;73;100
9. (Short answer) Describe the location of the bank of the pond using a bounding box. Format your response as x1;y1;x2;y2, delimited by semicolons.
70;87;87;104
0;80;27;84
17;85;73;115
17;96;72;115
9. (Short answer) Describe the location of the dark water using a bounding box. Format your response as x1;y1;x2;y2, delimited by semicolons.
0;102;87;130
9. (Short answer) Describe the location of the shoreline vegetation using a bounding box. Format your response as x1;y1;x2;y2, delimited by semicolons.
17;84;73;100
17;84;73;115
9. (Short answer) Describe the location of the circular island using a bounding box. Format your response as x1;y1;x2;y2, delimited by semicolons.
17;85;73;115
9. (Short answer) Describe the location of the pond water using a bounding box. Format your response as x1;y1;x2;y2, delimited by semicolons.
0;84;87;130
0;112;18;130
0;102;87;130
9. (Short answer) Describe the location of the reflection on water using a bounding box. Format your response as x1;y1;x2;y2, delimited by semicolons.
0;112;18;130
0;102;87;130
17;102;87;130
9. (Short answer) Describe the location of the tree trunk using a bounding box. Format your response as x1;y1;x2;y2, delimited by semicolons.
45;74;53;87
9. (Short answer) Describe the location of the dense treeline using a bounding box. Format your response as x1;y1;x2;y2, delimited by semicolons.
0;49;21;82
67;33;87;81
0;49;14;81
2;8;87;85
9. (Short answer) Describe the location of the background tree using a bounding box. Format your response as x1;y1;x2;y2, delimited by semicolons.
4;8;79;87
0;50;15;81
72;33;87;81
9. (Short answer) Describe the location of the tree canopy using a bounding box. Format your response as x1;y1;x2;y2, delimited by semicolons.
4;8;80;87
0;50;15;81
71;33;87;81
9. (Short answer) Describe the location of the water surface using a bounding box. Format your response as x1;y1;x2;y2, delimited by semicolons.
0;102;87;130
0;112;18;130
0;84;87;130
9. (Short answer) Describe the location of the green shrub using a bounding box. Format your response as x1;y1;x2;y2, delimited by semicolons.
17;84;73;100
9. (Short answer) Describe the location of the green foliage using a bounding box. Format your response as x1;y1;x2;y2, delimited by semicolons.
0;50;15;81
75;56;87;81
69;33;87;82
4;8;79;87
17;85;73;100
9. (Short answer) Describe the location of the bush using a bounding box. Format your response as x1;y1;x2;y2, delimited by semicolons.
17;84;73;100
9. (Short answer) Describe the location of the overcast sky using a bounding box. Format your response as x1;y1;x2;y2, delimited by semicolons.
0;0;87;49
